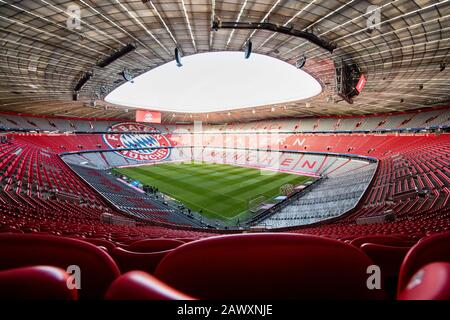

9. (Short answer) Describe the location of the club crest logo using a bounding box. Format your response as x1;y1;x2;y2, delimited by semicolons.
103;122;171;161
143;113;153;122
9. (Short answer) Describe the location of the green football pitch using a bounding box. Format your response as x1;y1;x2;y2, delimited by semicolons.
114;162;311;221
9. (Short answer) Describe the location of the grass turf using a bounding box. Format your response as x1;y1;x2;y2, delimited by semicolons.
114;162;311;221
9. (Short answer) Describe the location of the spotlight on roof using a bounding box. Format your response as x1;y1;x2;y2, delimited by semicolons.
72;70;94;101
96;43;136;68
440;62;446;72
74;70;94;92
244;40;252;59
211;17;221;31
121;68;134;83
175;47;183;67
296;55;306;69
212;20;335;52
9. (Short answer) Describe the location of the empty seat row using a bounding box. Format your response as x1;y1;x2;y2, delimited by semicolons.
1;231;449;300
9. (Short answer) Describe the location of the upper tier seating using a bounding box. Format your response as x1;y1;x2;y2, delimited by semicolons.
0;114;118;132
1;107;449;133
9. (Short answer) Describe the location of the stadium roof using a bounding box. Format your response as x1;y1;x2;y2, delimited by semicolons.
0;0;449;124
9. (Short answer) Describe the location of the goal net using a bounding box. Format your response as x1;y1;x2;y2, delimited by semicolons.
248;195;267;213
280;184;295;196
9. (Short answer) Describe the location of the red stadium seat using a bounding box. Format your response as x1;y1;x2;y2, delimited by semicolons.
398;231;450;294
78;238;116;252
0;234;120;299
360;244;411;277
155;233;386;299
111;247;172;274
125;238;184;252
350;235;416;248
398;262;450;300
0;266;78;300
105;271;194;300
360;243;411;299
175;238;200;243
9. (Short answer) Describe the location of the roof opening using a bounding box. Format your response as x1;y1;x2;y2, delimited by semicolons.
106;51;322;113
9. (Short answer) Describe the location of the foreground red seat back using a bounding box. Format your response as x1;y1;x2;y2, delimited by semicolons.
360;243;410;276
0;234;120;299
79;238;116;252
0;266;78;300
350;235;416;248
398;231;450;294
361;243;411;299
126;239;184;252
398;262;450;300
105;271;195;300
155;233;385;299
111;247;171;274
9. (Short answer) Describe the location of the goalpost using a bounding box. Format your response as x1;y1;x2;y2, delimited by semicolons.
248;195;267;213
248;184;295;214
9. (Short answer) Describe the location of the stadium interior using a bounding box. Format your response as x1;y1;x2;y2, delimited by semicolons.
0;0;449;301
